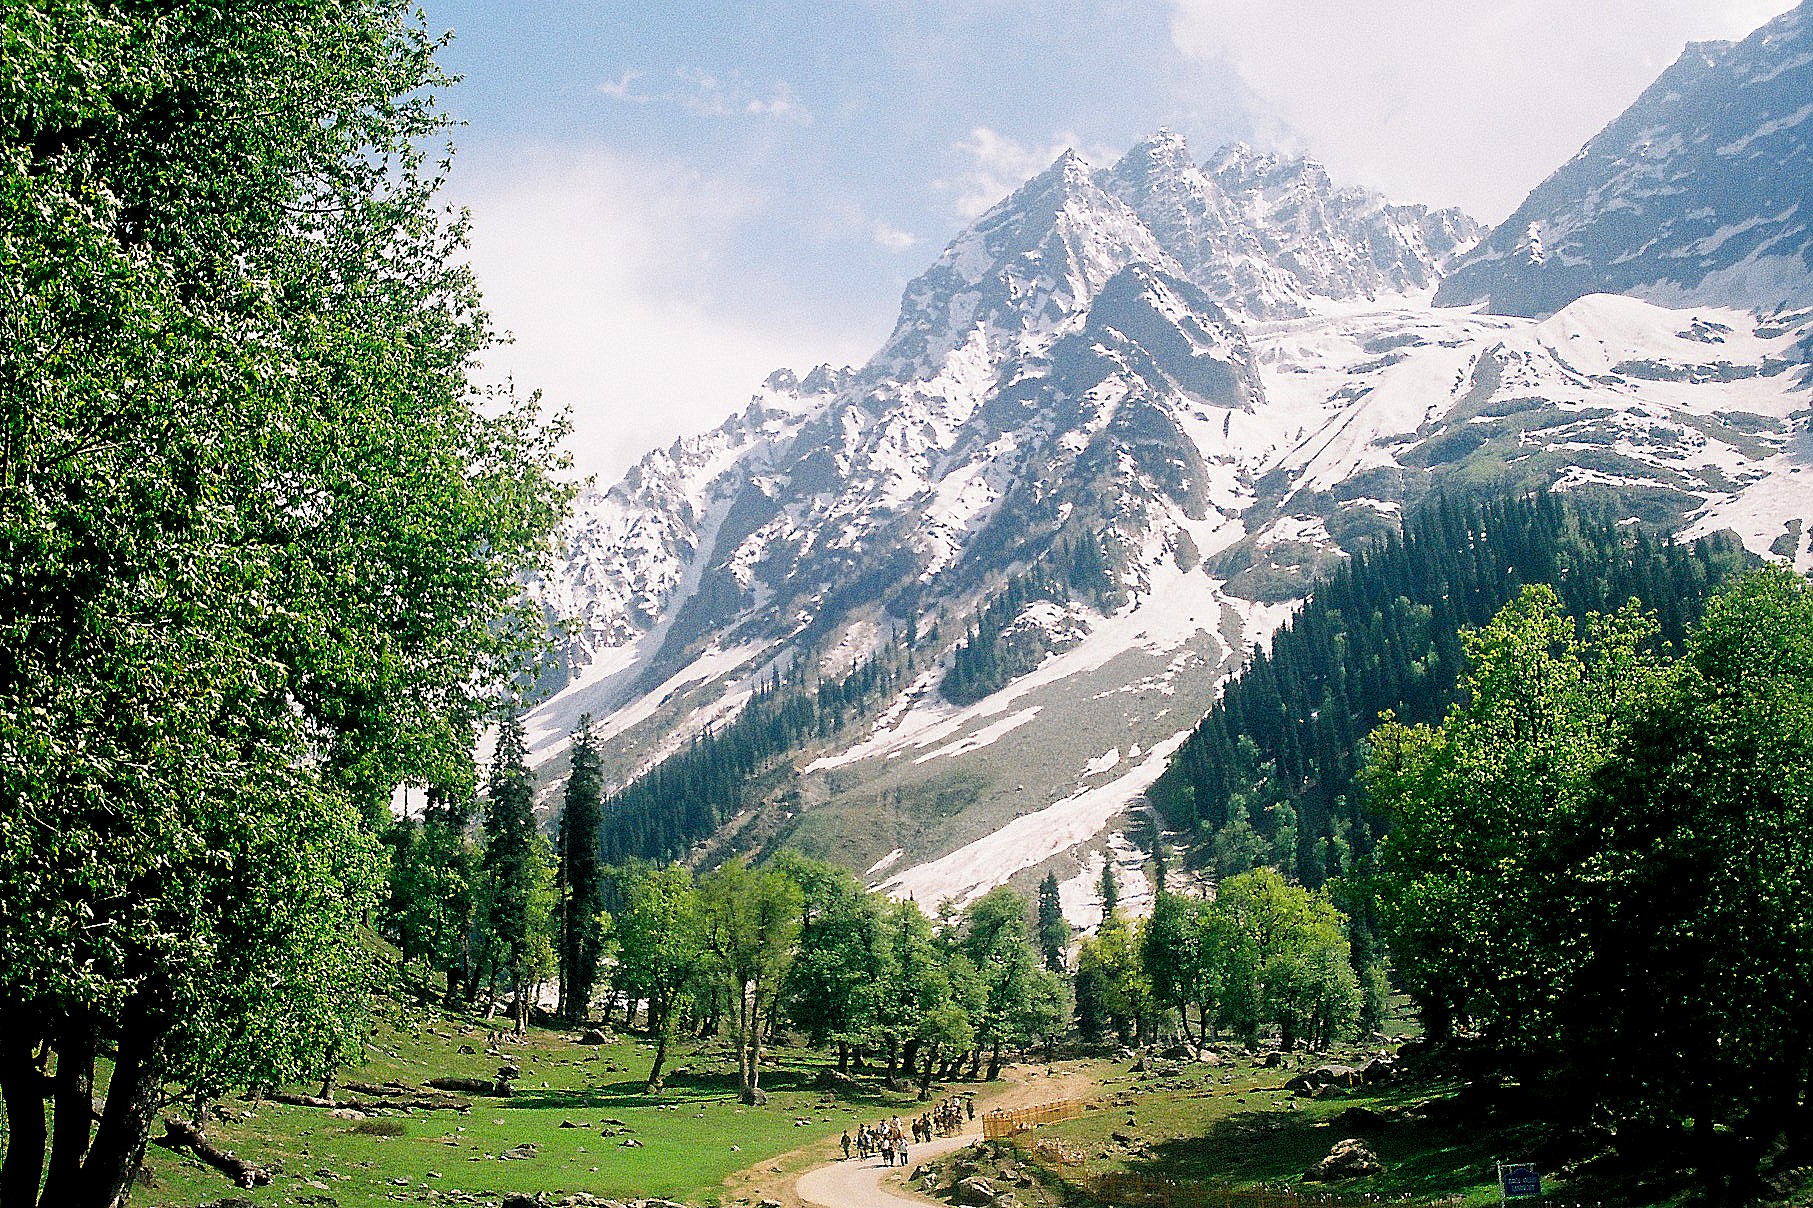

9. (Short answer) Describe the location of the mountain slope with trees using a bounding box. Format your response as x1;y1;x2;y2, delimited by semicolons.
1150;492;1755;886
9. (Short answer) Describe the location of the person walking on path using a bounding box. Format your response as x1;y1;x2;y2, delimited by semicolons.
841;1130;851;1160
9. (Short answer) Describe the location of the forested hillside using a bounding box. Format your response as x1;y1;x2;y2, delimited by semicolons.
1149;493;1755;885
596;648;912;864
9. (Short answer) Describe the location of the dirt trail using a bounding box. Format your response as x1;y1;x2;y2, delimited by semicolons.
736;1066;1098;1208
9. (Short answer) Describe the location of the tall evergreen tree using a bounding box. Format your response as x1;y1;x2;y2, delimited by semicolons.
1099;862;1120;923
557;716;608;1020
482;714;542;1034
1036;872;1069;972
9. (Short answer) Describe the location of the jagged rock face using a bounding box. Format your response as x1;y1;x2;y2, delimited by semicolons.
548;132;1475;689
1437;1;1813;317
1100;133;1480;320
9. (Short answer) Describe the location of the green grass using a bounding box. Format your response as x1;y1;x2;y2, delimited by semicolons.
1024;1041;1538;1208
137;1004;930;1208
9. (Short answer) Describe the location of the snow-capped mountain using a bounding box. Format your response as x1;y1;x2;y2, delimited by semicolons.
525;116;1813;929
1436;1;1813;317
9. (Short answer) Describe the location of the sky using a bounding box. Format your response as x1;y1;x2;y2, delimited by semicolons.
421;0;1798;486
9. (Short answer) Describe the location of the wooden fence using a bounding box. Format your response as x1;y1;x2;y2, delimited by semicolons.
980;1098;1087;1139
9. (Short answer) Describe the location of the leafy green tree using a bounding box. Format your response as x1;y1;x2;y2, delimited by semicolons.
1075;914;1152;1044
775;854;882;1072
1209;869;1358;1050
1143;891;1212;1043
557;716;610;1020
383;788;480;1005
700;864;803;1104
959;887;1050;1079
0;3;568;1202
610;863;706;1094
1553;566;1813;1194
1036;871;1069;972
860;899;949;1085
1366;586;1663;1044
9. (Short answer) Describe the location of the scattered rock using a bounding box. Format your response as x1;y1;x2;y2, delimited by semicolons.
578;1030;611;1045
619;1137;644;1148
1303;1138;1384;1182
955;1176;998;1205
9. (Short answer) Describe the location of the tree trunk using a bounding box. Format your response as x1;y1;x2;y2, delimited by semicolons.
918;1046;939;1100
986;1040;1003;1082
1;1027;47;1208
80;995;168;1208
746;991;766;1102
645;999;672;1094
42;1027;96;1205
837;1042;850;1075
155;1118;270;1189
966;1047;981;1079
901;1038;921;1081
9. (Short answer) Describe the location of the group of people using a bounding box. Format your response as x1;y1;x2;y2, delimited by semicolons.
839;1097;976;1167
844;1118;911;1166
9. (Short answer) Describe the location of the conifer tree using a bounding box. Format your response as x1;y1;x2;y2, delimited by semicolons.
1036;872;1069;972
482;714;545;1034
557;716;609;1020
1099;862;1120;923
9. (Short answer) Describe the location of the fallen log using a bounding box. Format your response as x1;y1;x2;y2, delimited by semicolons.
343;1080;419;1098
156;1118;271;1189
426;1076;511;1097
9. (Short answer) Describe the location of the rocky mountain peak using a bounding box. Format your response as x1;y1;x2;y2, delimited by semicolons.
1436;0;1813;316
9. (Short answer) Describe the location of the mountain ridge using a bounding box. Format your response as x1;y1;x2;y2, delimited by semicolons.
523;88;1813;927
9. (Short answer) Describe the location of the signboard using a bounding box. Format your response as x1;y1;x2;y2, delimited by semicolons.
1498;1162;1542;1200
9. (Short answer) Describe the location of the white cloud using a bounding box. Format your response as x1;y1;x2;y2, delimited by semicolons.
1167;1;1796;222
458;147;870;485
744;81;814;125
937;126;1117;219
600;67;814;126
596;69;646;102
872;221;918;252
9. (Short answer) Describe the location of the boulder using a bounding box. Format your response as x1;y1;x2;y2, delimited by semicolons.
578;1030;611;1046
1260;1052;1283;1068
815;1069;860;1093
1331;1106;1390;1133
503;1195;543;1208
1310;1065;1361;1087
955;1177;998;1206
1360;1057;1397;1084
1304;1138;1384;1182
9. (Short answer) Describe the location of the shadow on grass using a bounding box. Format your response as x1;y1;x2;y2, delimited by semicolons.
504;1056;928;1112
1129;1084;1523;1202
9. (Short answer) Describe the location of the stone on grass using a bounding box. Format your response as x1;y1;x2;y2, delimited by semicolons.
1303;1138;1384;1182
